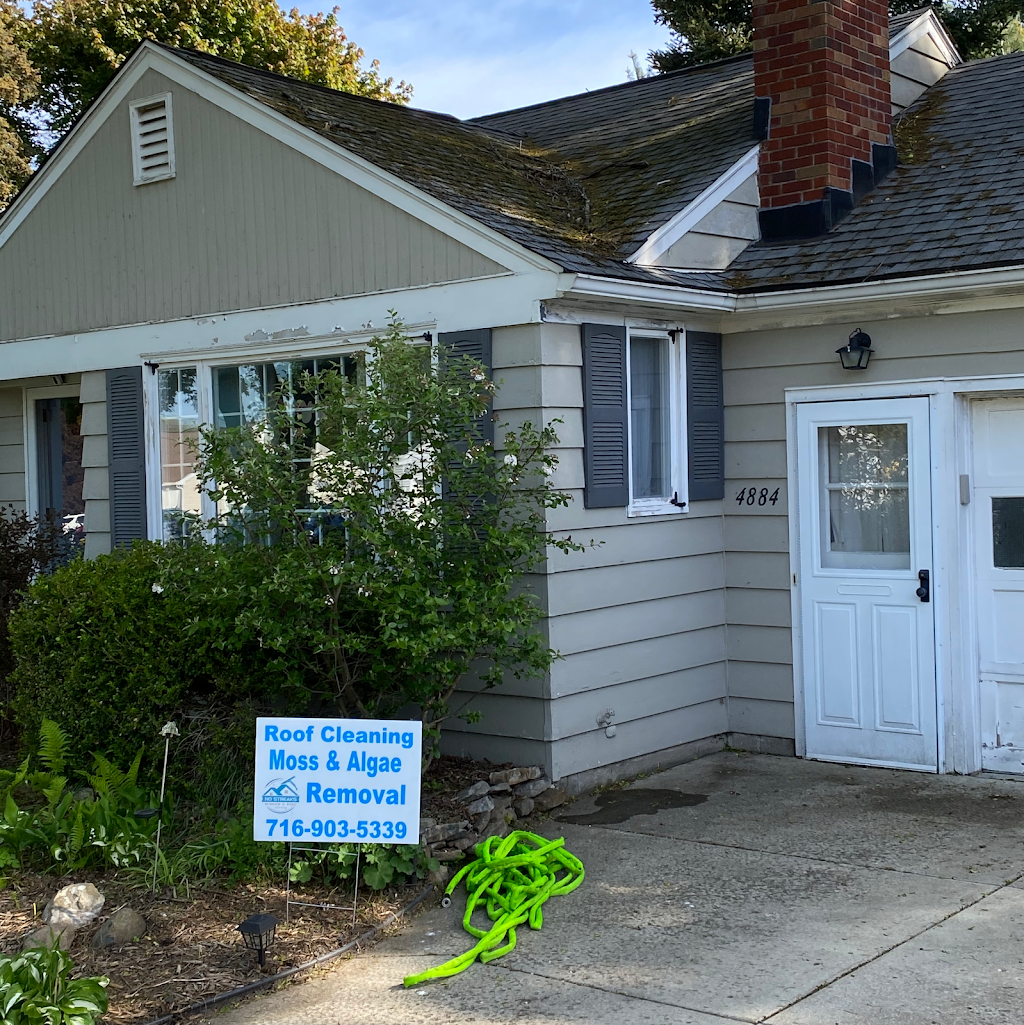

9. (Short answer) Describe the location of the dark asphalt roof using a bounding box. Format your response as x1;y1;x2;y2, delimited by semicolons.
472;55;755;258
166;23;1024;296
166;44;754;282
724;50;1024;291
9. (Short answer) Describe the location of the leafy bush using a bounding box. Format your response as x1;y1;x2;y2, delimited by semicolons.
0;944;108;1025
193;316;581;755
0;507;81;755
6;542;278;782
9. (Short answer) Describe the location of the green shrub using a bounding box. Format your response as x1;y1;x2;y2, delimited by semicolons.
0;944;108;1025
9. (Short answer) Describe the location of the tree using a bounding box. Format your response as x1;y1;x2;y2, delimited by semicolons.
190;318;581;760
649;1;1024;72
26;0;411;138
0;0;39;208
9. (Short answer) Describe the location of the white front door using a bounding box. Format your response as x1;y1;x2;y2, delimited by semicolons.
797;397;937;770
973;397;1024;772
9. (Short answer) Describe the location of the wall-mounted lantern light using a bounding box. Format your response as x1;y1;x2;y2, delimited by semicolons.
238;913;279;967
836;329;873;370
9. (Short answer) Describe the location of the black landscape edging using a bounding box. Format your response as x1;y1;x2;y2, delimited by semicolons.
141;882;435;1025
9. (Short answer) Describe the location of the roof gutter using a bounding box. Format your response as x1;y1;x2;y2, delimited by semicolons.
564;264;1024;326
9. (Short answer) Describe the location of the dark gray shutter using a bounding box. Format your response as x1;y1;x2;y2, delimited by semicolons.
438;328;493;447
582;323;628;508
686;331;724;501
107;366;148;547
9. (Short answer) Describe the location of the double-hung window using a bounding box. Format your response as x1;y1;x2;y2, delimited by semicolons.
627;331;684;515
582;323;724;513
154;353;360;541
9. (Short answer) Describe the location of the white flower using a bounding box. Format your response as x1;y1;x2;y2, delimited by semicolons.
325;596;335;606
471;370;486;382
504;454;518;467
151;583;164;594
329;565;342;576
358;586;370;597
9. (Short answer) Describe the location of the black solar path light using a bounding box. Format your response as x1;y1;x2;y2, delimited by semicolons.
238;913;280;967
836;329;873;370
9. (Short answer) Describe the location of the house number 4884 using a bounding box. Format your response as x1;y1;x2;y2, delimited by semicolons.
735;487;780;507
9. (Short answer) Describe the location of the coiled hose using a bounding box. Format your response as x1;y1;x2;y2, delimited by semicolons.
403;830;584;987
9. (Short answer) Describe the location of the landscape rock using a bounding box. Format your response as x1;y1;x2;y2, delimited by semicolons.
491;794;512;814
464;795;494;817
489;766;543;787
423;820;468;844
23;924;76;951
513;796;535;817
452;834;479;851
512;776;552;800
427;865;450;886
44;883;104;930
433;849;465;862
455;780;490;804
472;810;491;833
533;787;569;813
92;908;147;949
488;782;512;795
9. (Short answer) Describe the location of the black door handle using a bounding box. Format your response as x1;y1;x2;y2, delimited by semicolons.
916;569;930;602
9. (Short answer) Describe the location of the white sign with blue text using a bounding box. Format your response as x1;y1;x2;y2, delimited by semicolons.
253;718;421;845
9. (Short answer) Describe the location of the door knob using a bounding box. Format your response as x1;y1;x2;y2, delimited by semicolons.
916;569;930;602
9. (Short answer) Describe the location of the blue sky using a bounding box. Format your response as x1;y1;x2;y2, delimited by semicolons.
295;0;673;118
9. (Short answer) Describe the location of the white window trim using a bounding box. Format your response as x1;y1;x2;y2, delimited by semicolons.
23;383;83;521
129;92;175;186
625;327;687;517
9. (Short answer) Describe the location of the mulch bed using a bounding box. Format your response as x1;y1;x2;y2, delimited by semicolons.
0;871;424;1024
0;755;509;1024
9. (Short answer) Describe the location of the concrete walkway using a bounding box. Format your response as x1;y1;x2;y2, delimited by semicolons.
210;753;1024;1024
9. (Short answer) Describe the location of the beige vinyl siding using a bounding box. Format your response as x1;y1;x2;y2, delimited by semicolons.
80;371;111;558
0;69;508;343
654;173;760;271
0;389;25;511
445;320;729;781
722;305;1024;742
890;32;953;113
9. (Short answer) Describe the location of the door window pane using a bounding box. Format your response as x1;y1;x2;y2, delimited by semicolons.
820;424;911;570
630;337;670;500
993;497;1024;568
158;368;200;539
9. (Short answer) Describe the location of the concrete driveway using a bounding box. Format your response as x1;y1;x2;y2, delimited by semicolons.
209;753;1024;1024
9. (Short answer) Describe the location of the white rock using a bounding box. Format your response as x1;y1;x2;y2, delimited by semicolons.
44;883;105;929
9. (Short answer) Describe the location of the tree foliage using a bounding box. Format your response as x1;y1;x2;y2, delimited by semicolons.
28;0;411;137
0;1;39;208
649;1;1024;72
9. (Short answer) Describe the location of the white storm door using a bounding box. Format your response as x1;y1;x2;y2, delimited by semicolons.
798;397;937;770
972;397;1024;772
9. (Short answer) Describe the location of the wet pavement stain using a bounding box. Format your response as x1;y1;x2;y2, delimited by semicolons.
558;788;708;825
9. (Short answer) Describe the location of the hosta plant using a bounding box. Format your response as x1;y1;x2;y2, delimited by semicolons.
0;943;108;1025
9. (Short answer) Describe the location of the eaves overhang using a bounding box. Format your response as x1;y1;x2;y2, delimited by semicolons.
561;264;1024;330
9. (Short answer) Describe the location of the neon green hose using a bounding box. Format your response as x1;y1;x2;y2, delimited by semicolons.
403;830;584;987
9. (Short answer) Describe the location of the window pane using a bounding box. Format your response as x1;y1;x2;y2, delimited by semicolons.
993;497;1024;568
158;367;200;539
630;337;670;500
821;424;910;570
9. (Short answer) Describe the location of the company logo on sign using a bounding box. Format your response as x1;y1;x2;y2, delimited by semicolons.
261;776;300;814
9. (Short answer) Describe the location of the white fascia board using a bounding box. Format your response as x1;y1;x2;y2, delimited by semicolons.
566;263;1024;323
889;10;961;66
0;269;556;381
0;43;561;279
627;145;760;267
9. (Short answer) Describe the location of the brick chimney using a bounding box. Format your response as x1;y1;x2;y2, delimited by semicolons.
753;0;898;240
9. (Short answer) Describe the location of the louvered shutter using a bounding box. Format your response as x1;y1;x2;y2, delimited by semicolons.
130;94;175;185
686;331;725;501
582;323;628;508
107;367;148;547
438;329;494;447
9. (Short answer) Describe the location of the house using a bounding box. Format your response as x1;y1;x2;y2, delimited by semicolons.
2;2;1022;788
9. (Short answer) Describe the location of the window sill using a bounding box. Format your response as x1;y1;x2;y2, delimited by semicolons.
627;499;688;518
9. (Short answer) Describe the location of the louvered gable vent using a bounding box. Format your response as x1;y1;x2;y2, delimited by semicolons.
130;93;175;185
